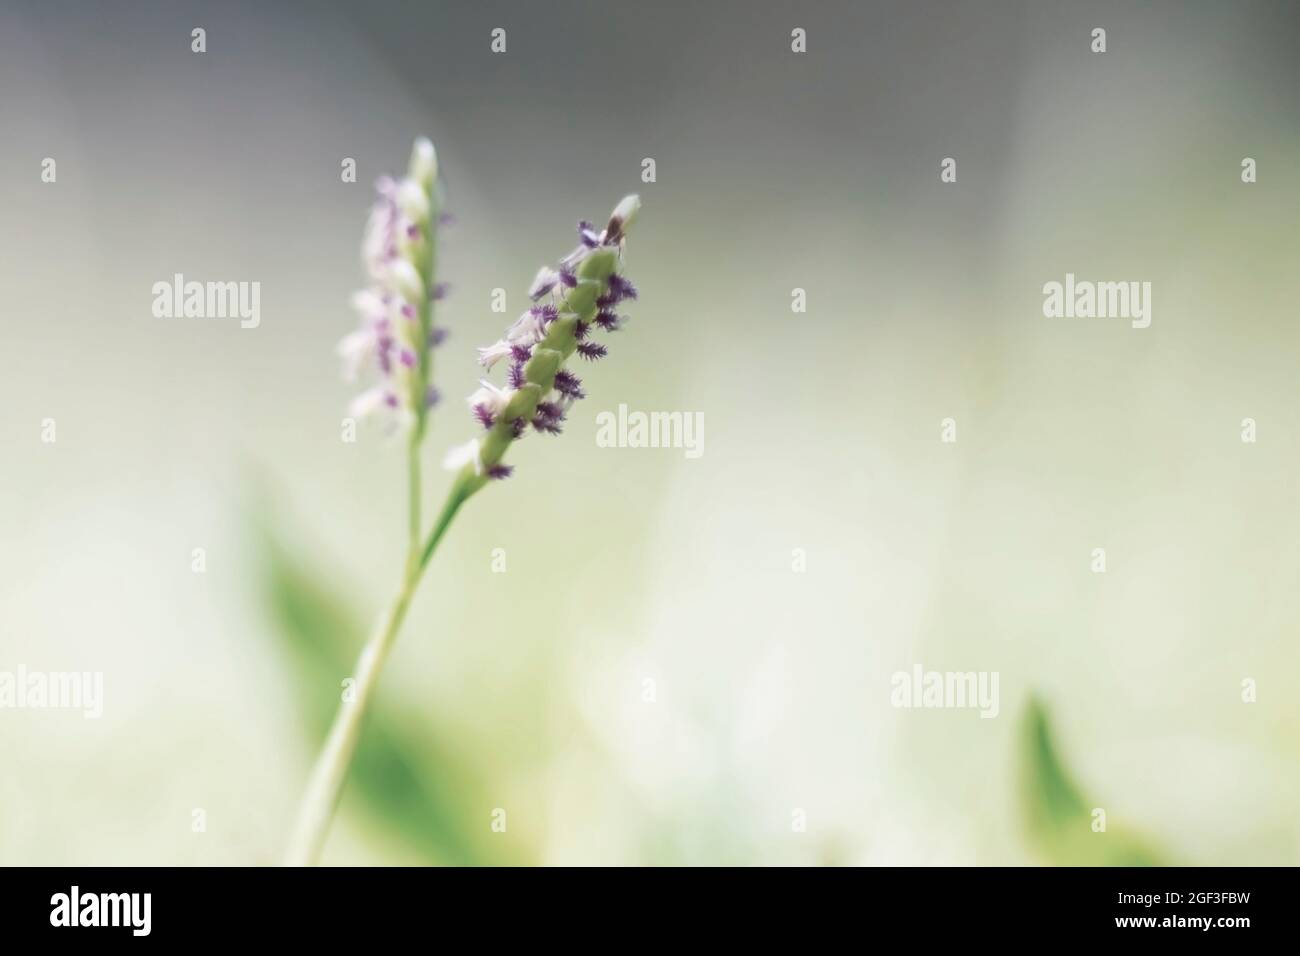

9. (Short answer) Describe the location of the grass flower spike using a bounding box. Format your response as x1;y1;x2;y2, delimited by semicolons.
338;138;446;431
286;158;641;865
449;194;641;496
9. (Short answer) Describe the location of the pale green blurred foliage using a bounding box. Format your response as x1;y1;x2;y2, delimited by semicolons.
1019;698;1162;866
250;486;534;866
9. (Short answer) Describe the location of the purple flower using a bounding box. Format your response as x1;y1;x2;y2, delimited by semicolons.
531;414;563;435
594;310;622;331
600;273;637;306
553;369;585;399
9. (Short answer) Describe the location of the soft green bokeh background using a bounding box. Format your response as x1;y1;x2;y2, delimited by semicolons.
2;0;1298;865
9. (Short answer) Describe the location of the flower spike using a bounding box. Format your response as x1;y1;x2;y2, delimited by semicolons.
339;137;446;432
447;195;642;491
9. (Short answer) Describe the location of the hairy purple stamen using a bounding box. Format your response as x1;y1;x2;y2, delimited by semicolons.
473;404;496;429
487;464;513;480
553;369;585;399
607;273;638;302
535;400;565;421
597;275;637;310
576;341;608;361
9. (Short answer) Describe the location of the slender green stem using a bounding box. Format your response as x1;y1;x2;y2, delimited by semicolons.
420;479;468;570
407;427;423;568
283;555;420;866
284;470;467;867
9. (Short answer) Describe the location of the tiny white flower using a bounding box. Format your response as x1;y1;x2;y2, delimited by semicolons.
387;258;424;304
528;266;560;299
476;339;514;369
505;310;546;347
395;177;430;224
348;385;391;421
361;178;400;279
442;437;483;475
336;328;376;382
467;379;512;416
350;288;387;321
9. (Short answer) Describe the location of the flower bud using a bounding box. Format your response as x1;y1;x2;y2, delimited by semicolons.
606;194;641;242
388;258;425;303
396;178;430;225
408;137;438;191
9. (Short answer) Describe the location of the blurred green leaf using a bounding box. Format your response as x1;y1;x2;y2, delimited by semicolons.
1020;695;1164;866
250;493;530;866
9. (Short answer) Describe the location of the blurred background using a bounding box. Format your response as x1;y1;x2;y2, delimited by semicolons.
2;0;1299;865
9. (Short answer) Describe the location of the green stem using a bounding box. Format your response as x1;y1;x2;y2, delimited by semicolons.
407;427;423;568
284;475;467;867
420;479;468;570
283;556;419;866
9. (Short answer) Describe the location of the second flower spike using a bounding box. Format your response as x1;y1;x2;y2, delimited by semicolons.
447;195;641;490
339;137;449;432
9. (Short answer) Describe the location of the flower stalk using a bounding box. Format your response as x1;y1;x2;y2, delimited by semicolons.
285;160;640;865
